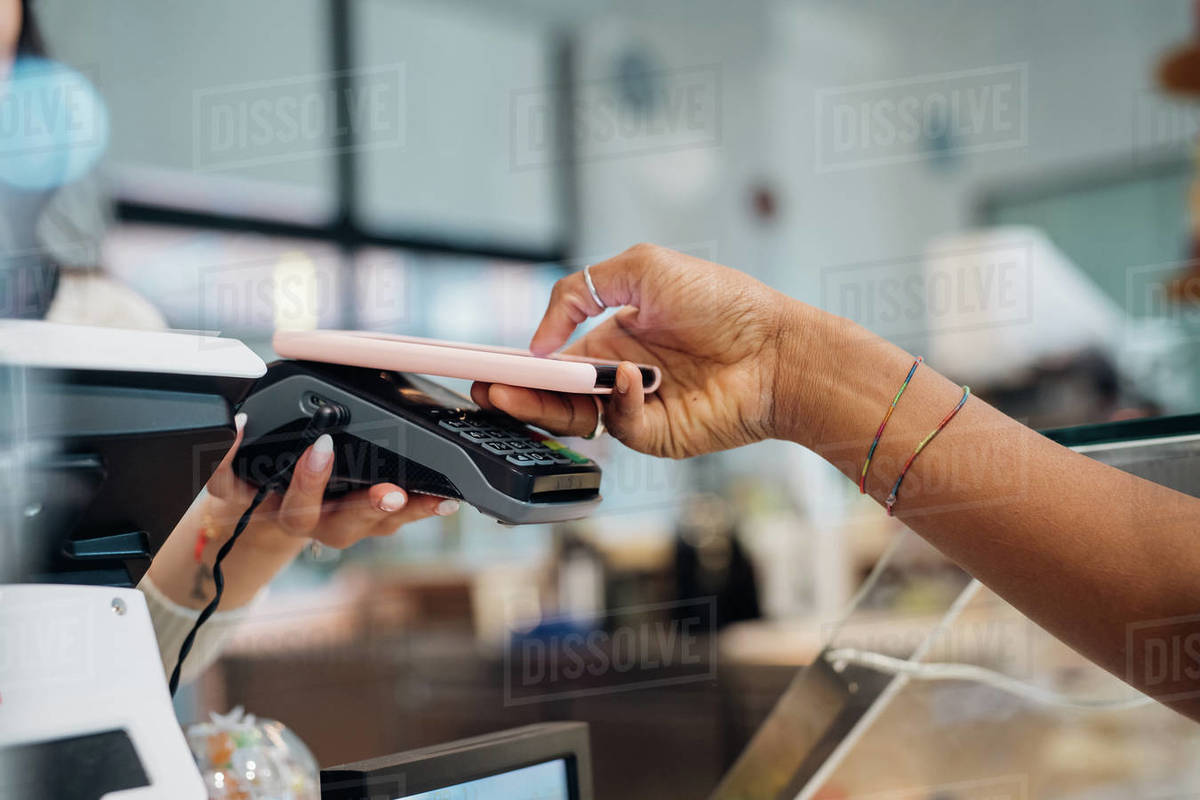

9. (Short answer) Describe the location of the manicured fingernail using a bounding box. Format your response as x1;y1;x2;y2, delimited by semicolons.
235;412;247;431
308;434;334;472
380;491;407;512
616;365;630;394
436;499;460;516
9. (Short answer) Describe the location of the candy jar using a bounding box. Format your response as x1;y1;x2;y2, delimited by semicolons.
187;706;319;800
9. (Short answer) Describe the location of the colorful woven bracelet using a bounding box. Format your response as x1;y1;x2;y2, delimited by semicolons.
859;356;923;494
885;385;971;516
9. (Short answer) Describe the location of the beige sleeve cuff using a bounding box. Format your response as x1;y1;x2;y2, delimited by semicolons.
139;573;264;686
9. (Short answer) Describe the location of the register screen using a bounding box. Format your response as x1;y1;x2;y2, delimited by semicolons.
396;759;570;800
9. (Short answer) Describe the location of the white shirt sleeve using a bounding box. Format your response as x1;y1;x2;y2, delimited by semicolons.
45;271;169;330
138;572;263;686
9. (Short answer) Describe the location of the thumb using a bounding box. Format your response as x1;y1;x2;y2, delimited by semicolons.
601;361;647;449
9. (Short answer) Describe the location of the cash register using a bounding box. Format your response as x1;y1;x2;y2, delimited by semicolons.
0;321;266;799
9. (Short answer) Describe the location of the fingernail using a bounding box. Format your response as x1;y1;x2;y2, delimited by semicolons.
616;366;630;394
234;412;247;431
308;434;334;472
436;499;460;516
380;490;407;512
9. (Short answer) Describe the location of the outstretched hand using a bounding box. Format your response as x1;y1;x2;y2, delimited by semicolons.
472;244;808;458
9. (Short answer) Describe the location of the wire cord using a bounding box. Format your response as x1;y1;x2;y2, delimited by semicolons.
825;647;1153;711
167;403;348;696
167;482;271;695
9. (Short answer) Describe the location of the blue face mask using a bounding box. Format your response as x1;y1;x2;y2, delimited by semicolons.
0;56;109;319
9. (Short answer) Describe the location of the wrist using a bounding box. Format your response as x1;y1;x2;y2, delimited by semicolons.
192;493;306;609
768;297;845;448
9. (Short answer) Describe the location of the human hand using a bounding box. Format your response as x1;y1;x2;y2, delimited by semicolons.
205;414;460;551
471;244;816;459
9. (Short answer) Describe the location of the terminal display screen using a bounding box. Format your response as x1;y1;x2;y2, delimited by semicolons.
396;758;570;800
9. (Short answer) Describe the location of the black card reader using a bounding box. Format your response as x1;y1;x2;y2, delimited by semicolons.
233;361;602;524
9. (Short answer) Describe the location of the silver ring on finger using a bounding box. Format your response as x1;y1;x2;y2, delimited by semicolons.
583;264;606;310
583;395;606;440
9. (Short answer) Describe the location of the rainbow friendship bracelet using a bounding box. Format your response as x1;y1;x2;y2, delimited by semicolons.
859;356;923;494
885;385;971;516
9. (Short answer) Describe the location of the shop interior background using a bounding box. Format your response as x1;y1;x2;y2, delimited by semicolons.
24;1;1200;798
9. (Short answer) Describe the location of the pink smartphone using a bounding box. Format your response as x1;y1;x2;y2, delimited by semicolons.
273;330;662;395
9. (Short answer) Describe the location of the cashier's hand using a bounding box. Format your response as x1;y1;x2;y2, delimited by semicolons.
204;415;459;550
472;243;811;459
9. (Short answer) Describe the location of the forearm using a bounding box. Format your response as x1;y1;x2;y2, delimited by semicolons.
778;303;1200;715
144;492;307;611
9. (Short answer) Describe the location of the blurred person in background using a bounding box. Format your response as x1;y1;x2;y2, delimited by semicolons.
475;243;1200;723
0;0;457;684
